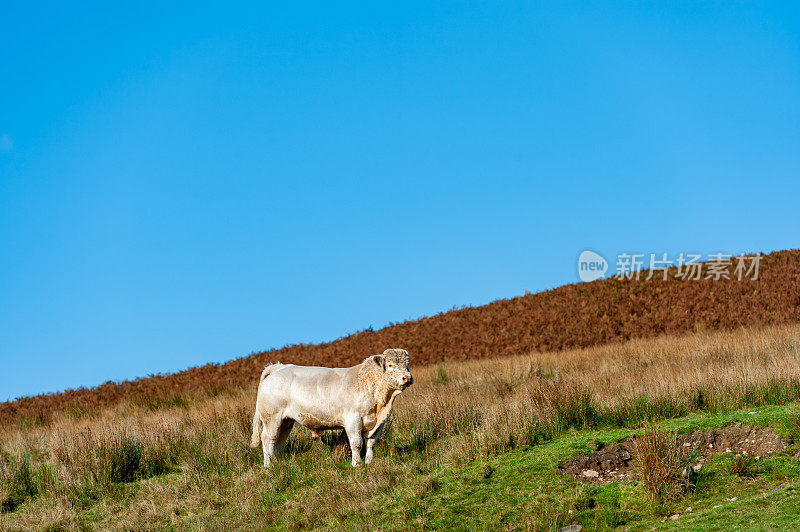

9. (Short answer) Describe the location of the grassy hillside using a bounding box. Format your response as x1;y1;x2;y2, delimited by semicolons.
2;323;800;529
3;249;799;427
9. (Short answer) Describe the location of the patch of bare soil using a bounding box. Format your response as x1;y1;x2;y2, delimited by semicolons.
558;423;787;484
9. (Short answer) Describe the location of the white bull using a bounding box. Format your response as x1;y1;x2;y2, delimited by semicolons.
250;348;414;467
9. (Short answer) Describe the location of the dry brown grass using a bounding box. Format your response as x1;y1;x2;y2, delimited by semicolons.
1;323;800;529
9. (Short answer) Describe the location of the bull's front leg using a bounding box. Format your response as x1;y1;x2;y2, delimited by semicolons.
364;422;385;465
344;415;364;467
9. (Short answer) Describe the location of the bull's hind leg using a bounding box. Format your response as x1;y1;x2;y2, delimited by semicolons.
274;418;295;456
260;416;281;467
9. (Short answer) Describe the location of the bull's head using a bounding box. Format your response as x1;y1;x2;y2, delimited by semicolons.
373;348;413;390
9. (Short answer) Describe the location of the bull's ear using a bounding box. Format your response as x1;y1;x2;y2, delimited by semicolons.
373;355;385;371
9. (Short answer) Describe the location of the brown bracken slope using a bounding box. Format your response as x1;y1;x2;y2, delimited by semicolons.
2;249;799;425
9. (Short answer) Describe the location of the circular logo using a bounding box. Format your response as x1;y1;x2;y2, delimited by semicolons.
577;250;608;282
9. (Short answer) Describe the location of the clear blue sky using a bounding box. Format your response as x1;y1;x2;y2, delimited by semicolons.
1;2;799;401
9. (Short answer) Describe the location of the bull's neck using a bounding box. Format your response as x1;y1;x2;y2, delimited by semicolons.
375;385;400;409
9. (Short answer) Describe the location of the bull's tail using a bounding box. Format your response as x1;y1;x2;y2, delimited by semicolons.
258;362;283;384
250;363;283;448
250;408;263;448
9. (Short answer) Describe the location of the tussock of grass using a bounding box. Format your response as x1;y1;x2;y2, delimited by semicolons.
633;424;691;505
730;454;758;478
1;454;40;512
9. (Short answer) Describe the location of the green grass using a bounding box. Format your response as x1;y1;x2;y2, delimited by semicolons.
355;403;800;531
